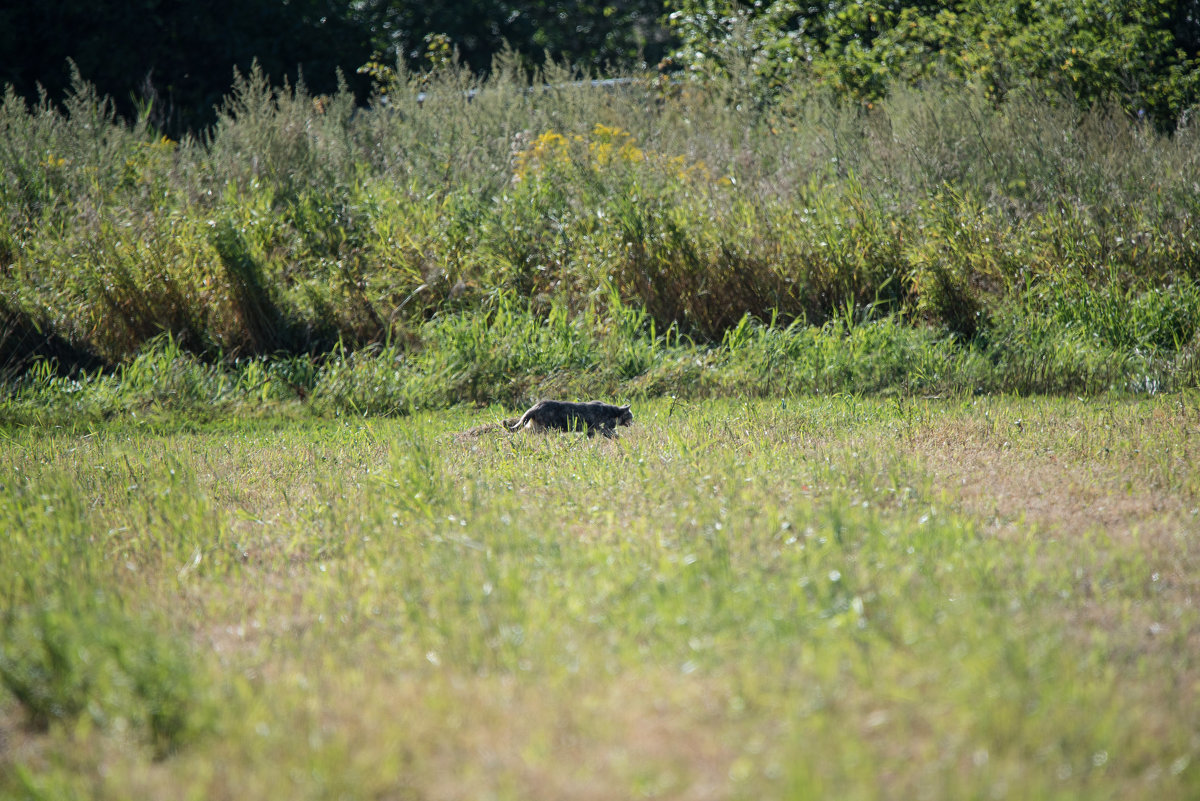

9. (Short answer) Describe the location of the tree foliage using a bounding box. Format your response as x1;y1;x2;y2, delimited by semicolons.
3;0;1197;135
666;0;1200;126
0;0;384;135
0;0;669;135
371;0;672;73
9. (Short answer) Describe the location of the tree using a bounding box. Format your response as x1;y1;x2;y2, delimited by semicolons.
0;0;385;134
0;0;675;135
368;0;672;74
664;0;1200;127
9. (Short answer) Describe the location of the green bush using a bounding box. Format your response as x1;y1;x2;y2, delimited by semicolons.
666;0;1200;129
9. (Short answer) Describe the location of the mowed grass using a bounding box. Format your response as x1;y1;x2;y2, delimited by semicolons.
2;396;1199;800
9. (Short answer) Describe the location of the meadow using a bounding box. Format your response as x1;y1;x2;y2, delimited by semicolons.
3;56;1200;800
2;395;1199;800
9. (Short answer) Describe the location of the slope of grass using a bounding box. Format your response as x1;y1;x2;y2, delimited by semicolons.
2;397;1198;799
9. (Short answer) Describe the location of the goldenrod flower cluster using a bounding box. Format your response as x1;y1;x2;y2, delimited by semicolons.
513;124;722;186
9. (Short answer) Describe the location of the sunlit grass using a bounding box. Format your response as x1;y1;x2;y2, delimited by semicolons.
2;396;1198;799
5;286;1199;430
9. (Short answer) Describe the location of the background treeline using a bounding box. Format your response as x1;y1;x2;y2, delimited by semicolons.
0;0;670;135
2;1;1198;135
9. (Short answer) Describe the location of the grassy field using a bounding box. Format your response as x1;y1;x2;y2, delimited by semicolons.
5;53;1199;801
3;395;1198;800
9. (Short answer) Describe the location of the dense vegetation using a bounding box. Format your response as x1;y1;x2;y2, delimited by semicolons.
2;2;1200;421
2;56;1199;424
668;0;1200;129
0;0;669;134
4;1;1197;134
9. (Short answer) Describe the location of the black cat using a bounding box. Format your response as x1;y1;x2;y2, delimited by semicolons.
509;400;634;438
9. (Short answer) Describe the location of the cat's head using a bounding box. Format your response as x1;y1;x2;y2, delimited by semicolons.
617;404;633;426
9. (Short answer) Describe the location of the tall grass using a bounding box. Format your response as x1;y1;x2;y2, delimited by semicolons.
2;60;1199;402
5;289;1198;427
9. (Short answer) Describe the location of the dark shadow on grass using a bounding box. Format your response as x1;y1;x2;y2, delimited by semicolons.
0;301;108;379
